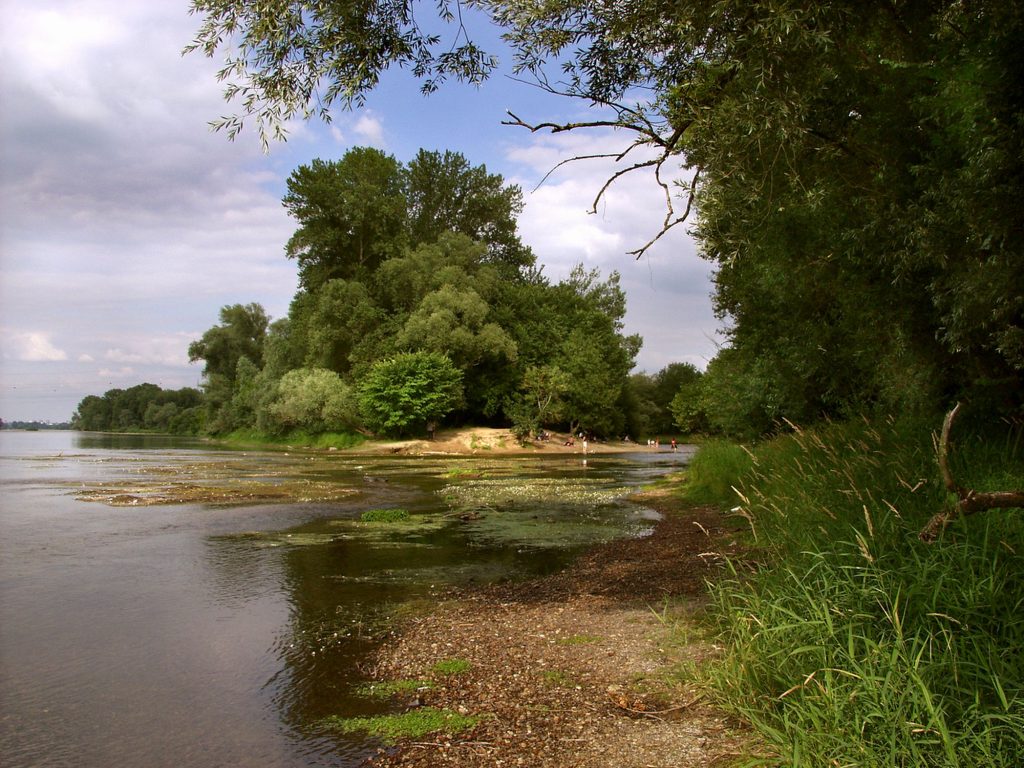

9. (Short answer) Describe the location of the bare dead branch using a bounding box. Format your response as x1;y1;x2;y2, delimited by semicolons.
920;402;1024;541
629;168;701;259
588;157;660;214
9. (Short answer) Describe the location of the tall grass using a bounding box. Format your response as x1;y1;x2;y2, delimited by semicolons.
682;439;755;506
219;428;365;451
693;416;1024;766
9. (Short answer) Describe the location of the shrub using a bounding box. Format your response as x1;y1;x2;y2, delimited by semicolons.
358;352;463;437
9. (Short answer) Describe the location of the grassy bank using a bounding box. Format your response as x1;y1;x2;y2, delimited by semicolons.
685;416;1024;766
216;428;365;451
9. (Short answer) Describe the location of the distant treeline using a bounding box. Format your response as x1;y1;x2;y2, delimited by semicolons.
72;384;204;434
1;420;73;430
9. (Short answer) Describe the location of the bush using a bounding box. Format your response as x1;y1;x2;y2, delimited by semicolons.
358;352;463;437
267;368;360;434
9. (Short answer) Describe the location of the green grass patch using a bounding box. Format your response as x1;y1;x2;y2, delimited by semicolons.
360;508;411;523
680;439;754;507
444;466;484;479
431;658;472;675
697;416;1024;766
322;708;478;743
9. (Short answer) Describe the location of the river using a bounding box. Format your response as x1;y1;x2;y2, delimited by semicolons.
0;430;691;767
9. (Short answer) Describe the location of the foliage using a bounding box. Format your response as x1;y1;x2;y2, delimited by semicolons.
186;0;498;147
79;146;656;441
265;367;360;435
72;384;203;434
188;0;1024;429
188;302;270;431
631;362;703;437
358;352;463;437
283;150;407;290
508;364;571;439
696;417;1024;765
680;440;752;507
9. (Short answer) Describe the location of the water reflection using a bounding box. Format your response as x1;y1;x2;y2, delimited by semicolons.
1;434;690;767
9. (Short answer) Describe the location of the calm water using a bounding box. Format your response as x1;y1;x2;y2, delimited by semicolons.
0;431;691;767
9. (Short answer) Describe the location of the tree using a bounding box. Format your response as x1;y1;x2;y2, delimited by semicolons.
188;303;269;381
186;0;498;147
283;150;407;290
358;352;463;436
188;303;270;430
267;368;361;434
509;364;570;438
405;149;532;273
301;279;385;373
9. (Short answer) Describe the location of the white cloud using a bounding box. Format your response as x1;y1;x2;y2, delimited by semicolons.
3;331;68;362
78;354;95;363
353;112;386;147
504;130;722;373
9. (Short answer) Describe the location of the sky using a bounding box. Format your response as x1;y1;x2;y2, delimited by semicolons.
0;1;723;423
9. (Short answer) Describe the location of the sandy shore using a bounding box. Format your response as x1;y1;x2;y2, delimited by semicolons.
353;427;666;457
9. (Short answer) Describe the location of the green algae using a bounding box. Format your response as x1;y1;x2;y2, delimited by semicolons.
74;478;357;507
360;508;411;523
322;708;478;744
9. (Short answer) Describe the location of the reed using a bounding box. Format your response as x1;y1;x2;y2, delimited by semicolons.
692;416;1024;765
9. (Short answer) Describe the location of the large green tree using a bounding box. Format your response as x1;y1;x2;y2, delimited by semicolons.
188;302;270;430
404;148;532;273
283;150;407;290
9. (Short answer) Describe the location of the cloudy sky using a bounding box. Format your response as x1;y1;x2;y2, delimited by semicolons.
0;1;722;423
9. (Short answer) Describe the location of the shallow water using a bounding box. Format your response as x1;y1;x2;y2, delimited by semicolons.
0;431;692;767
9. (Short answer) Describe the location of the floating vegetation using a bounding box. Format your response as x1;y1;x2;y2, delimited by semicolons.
321;708;478;743
438;473;658;549
74;478;357;506
360;508;411;523
440;476;628;508
461;511;651;550
325;561;516;586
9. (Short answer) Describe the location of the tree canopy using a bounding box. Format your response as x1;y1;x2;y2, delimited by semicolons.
188;1;1024;433
135;146;644;440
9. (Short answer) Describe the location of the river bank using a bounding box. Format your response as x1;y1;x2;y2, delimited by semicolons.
355;484;756;767
349;427;661;457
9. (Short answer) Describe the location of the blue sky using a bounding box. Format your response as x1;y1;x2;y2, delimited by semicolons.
0;1;722;423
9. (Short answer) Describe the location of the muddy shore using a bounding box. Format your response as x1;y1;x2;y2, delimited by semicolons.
358;484;756;767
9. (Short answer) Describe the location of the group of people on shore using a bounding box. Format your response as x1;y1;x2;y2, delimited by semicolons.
642;437;678;451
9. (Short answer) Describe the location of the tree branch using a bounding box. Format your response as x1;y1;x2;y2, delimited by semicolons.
919;402;1024;541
